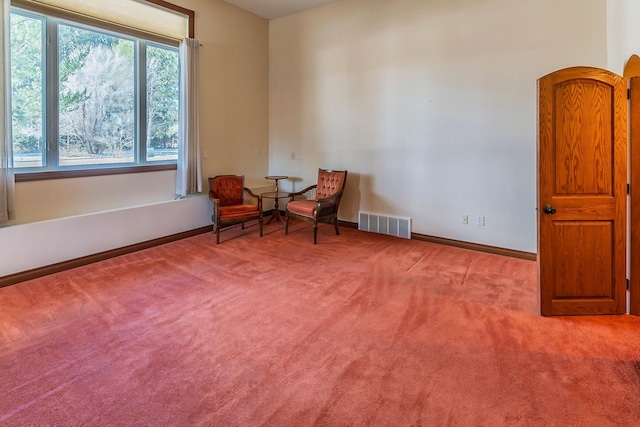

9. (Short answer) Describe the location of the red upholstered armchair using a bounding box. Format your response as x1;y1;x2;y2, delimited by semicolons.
208;175;263;244
285;169;348;244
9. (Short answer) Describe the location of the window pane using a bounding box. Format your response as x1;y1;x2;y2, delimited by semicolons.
146;45;179;162
58;25;135;166
11;12;45;168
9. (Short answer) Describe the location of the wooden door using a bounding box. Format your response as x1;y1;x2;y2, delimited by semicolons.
631;76;640;316
538;66;627;316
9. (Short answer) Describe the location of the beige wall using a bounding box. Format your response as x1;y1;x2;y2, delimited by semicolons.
269;0;608;252
184;0;269;185
607;0;640;75
9;0;270;225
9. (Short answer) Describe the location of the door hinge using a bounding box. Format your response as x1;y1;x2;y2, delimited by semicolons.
628;183;631;195
628;279;630;291
628;88;631;100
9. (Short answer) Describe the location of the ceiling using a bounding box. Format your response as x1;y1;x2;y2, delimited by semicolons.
223;0;339;19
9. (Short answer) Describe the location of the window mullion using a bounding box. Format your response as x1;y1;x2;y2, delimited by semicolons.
45;17;59;169
138;40;147;164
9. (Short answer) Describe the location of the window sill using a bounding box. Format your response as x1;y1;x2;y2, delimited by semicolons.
15;163;177;182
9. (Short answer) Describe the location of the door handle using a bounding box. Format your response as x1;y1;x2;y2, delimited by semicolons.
543;205;556;214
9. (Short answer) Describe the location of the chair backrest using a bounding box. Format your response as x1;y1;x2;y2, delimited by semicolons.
317;169;347;199
209;175;245;206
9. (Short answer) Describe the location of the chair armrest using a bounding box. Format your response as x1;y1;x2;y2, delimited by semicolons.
288;184;317;201
243;187;263;210
208;191;221;217
244;187;261;198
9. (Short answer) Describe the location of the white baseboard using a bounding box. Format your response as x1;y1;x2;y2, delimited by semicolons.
0;195;212;277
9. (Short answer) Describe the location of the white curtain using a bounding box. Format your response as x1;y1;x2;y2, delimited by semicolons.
0;0;15;222
175;37;201;198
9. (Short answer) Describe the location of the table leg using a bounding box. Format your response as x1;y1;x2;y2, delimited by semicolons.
266;195;286;225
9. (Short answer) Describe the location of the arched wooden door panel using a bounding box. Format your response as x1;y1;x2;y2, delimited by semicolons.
624;54;640;78
538;67;627;316
630;76;640;316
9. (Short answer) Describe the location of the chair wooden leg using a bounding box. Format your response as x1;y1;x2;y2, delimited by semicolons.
334;217;340;235
285;211;289;235
216;227;220;244
259;217;263;237
313;221;318;244
212;222;219;244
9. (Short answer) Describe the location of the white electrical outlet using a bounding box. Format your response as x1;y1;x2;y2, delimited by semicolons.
461;215;468;225
476;215;485;226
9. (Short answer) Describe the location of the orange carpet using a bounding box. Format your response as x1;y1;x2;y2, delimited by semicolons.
1;220;639;426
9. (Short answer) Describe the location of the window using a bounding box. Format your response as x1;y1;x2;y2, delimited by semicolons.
10;7;180;172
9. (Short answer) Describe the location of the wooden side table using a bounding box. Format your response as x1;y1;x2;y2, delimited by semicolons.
264;176;288;225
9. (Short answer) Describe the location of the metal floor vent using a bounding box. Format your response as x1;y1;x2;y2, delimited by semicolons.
358;212;411;239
